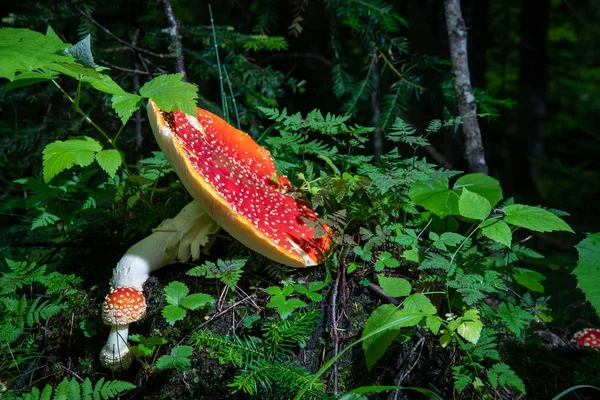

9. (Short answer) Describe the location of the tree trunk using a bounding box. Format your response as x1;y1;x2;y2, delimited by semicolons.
444;0;489;174
517;0;549;186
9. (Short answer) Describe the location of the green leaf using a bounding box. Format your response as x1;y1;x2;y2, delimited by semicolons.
503;204;573;233
480;219;512;248
139;73;198;116
513;268;546;292
64;34;96;67
162;305;186;325
164;281;189;306
456;319;483;344
95;149;122;178
408;179;457;218
42;136;102;182
487;363;526;394
5;70;57;91
180;293;214;310
573;233;600;318
458;188;491;220
454;173;503;207
112;93;143;124
0;27;71;80
362;305;423;369
403;293;436;315
425;316;442;334
378;275;411;298
171;345;193;358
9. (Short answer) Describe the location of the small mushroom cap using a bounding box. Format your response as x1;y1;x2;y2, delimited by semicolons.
147;100;332;267
102;287;146;325
573;328;600;349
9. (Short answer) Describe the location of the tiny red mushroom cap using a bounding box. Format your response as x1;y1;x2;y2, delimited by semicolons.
573;328;600;349
148;101;332;267
102;287;147;325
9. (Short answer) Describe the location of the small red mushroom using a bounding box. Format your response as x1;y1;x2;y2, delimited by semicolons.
99;287;147;371
100;101;331;370
573;328;600;350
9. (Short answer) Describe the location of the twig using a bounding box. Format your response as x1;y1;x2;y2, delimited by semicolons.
388;337;426;400
368;283;400;306
375;45;425;91
58;364;84;383
161;0;187;80
73;5;174;59
97;59;153;75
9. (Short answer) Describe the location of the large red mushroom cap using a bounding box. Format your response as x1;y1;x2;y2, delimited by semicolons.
147;100;332;267
102;287;147;325
573;328;600;350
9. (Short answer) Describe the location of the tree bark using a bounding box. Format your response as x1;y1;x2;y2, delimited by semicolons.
444;0;489;174
162;0;187;81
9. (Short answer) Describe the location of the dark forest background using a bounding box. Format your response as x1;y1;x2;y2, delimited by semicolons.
1;0;600;399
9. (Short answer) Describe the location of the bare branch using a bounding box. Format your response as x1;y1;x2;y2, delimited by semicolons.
73;5;175;59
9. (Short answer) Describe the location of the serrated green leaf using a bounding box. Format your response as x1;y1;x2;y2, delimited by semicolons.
162;304;186;325
459;188;491;220
112;92;143;123
503;204;573;233
573;233;600;318
180;293;214;310
155;355;175;370
378;275;411;297
64;34;96;67
487;363;526;394
480;219;512;248
171;345;193;358
403;293;436;315
95;149;122;177
164;281;189;306
42;136;102;182
425;316;442;334
139;73;198;115
0;27;71;81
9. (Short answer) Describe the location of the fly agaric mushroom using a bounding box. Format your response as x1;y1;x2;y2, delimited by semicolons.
100;101;331;370
147;100;331;267
573;328;600;350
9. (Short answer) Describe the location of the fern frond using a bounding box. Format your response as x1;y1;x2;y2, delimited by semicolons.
3;377;134;400
262;310;321;348
194;330;274;367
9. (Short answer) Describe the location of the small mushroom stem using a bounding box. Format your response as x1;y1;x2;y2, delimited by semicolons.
101;200;219;370
100;325;132;371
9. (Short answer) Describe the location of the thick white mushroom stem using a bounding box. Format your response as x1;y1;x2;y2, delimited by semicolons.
100;325;131;372
100;200;219;370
